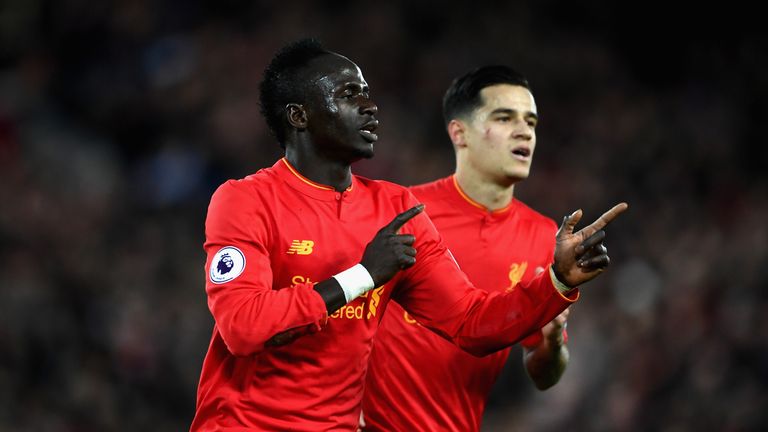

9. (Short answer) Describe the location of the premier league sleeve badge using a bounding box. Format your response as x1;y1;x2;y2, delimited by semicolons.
210;246;246;284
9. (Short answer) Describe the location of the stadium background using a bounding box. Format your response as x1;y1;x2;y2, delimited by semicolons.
1;1;766;430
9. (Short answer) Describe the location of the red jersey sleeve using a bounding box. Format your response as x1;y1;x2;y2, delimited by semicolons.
520;229;567;349
203;181;327;357
393;192;578;357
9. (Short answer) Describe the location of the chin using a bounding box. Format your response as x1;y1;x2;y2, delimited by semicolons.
505;170;530;182
354;144;375;159
341;147;374;165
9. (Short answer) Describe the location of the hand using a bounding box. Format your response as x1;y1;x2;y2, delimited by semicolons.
361;204;424;286
541;308;569;346
265;327;308;347
265;315;328;347
553;203;628;287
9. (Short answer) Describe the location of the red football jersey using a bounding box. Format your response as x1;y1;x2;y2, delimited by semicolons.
363;176;561;432
190;160;577;431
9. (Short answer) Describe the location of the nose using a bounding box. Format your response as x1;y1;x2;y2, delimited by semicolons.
360;99;378;116
513;129;532;141
512;120;532;141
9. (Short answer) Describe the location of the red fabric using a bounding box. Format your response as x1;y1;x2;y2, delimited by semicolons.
191;162;576;431
363;176;567;432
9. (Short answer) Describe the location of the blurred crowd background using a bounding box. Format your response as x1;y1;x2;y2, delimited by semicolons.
1;1;766;431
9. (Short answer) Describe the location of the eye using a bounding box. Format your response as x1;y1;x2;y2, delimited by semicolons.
495;116;511;123
527;119;537;128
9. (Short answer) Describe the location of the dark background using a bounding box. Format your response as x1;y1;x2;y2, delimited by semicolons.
1;1;766;430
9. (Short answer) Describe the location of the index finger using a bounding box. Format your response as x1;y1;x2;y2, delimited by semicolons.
384;204;425;233
576;202;628;239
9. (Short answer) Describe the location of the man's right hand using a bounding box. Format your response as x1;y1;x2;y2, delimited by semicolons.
361;204;425;286
552;203;628;287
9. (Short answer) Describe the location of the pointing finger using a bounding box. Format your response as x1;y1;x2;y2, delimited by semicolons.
576;202;628;240
384;204;425;233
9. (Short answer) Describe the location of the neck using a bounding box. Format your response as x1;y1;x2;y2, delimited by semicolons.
454;166;516;211
285;145;353;192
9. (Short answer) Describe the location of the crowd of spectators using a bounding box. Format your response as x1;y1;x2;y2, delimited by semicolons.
1;1;765;430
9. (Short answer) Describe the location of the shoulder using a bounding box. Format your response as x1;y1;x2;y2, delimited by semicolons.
408;176;452;202
513;199;558;232
206;170;280;238
212;167;276;201
354;174;414;203
208;168;280;218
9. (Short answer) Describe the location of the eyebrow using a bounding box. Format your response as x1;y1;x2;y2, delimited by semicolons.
336;82;368;93
489;108;538;121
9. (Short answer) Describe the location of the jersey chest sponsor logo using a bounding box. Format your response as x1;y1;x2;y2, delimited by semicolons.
287;240;314;255
330;286;385;320
403;310;420;325
292;274;384;320
210;246;246;284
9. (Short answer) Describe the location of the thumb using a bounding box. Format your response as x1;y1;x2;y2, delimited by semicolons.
558;209;582;236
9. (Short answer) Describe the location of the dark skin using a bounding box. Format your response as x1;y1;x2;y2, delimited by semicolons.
279;52;413;313
284;53;378;192
272;52;626;323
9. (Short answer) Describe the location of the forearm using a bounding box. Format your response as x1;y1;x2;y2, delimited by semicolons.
396;208;578;356
314;263;376;314
210;281;328;356
406;263;577;357
313;279;347;314
523;339;569;390
225;264;380;353
262;279;345;348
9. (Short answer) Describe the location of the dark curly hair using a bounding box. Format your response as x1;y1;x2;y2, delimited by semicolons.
259;38;331;147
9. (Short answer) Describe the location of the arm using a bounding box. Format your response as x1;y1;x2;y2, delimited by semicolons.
389;196;575;357
523;309;570;390
204;182;347;356
392;196;626;357
393;239;576;357
206;184;424;355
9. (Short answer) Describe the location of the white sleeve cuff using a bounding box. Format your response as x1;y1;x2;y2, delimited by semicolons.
333;264;376;303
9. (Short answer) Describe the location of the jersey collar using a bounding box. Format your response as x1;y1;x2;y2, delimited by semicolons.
451;175;515;216
277;158;356;201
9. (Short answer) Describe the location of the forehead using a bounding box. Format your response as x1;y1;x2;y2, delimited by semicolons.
305;53;367;90
478;84;536;113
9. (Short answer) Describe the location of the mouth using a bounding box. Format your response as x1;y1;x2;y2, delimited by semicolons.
511;146;531;161
359;120;379;143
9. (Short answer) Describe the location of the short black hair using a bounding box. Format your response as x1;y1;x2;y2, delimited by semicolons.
259;38;331;146
442;65;530;126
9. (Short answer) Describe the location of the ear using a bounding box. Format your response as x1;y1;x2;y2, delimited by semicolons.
286;103;308;129
447;119;467;149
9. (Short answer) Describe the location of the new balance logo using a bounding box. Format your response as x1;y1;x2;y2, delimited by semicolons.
287;240;314;255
